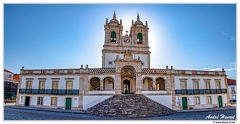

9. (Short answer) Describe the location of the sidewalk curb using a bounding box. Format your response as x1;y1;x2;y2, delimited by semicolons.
8;106;90;114
176;107;236;113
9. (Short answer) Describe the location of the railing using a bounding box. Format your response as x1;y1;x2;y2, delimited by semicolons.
19;89;79;95
175;89;227;95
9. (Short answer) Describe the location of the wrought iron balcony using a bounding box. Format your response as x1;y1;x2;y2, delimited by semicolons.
221;89;227;93
211;89;217;94
19;89;79;95
216;89;222;94
175;89;227;95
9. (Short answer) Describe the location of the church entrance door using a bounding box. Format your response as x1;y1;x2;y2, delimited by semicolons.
123;79;130;94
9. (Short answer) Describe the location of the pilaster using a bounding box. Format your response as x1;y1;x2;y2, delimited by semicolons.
135;72;142;94
114;72;121;94
152;80;156;90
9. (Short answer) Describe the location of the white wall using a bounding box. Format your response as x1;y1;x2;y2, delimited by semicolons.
145;95;172;109
174;76;225;89
20;95;79;108
134;54;148;68
30;96;37;106
175;95;227;106
104;53;148;68
104;53;123;68
104;80;114;90
83;96;112;110
21;76;79;89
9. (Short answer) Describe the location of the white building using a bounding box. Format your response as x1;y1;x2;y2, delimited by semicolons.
16;12;230;110
227;78;236;104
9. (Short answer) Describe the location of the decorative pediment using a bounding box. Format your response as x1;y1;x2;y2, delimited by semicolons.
121;69;134;77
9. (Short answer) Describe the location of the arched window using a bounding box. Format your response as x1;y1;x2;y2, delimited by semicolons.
103;77;114;90
143;77;153;90
137;33;143;44
90;77;100;90
111;31;116;42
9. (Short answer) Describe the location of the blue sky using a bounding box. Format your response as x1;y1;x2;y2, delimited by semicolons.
4;4;236;79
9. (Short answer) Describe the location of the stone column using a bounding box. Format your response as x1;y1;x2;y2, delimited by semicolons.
152;79;156;90
224;76;230;106
78;75;87;110
170;75;177;109
114;72;122;94
135;72;142;94
100;79;104;90
78;93;83;110
15;75;22;106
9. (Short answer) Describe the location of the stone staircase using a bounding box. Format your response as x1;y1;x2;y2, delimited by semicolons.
87;94;176;118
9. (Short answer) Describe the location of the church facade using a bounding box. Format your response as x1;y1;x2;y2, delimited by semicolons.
16;12;230;110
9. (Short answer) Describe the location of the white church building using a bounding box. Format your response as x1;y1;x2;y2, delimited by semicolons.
16;12;230;110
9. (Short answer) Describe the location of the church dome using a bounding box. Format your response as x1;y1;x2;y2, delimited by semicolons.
134;20;143;25
109;11;119;24
109;18;119;24
133;13;144;26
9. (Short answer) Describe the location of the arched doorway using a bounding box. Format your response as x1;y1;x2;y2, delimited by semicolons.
121;66;136;94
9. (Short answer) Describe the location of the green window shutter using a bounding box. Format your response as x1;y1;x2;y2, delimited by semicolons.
137;33;143;40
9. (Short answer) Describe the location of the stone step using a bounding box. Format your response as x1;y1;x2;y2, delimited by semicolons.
87;94;176;118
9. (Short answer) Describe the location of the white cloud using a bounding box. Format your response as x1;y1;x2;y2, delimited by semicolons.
204;67;222;71
229;62;236;67
231;36;236;41
204;62;236;72
225;68;234;71
221;31;229;35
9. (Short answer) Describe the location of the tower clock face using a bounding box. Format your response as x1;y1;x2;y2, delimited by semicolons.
124;38;130;43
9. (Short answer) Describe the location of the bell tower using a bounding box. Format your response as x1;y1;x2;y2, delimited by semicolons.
102;12;151;68
104;11;123;45
130;13;149;46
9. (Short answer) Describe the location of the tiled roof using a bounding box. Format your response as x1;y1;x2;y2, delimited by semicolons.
4;69;14;74
227;78;236;85
13;74;20;82
89;68;115;74
142;68;167;74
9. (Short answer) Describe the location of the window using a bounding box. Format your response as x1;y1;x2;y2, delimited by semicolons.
137;33;143;44
232;95;236;100
231;87;236;94
111;31;116;42
216;81;221;89
180;81;187;89
26;81;32;89
193;81;199;89
66;81;73;90
37;97;43;105
20;96;23;103
108;61;113;65
194;96;200;105
51;97;57;105
52;81;58;90
207;96;212;104
39;81;45;89
206;81;211;89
